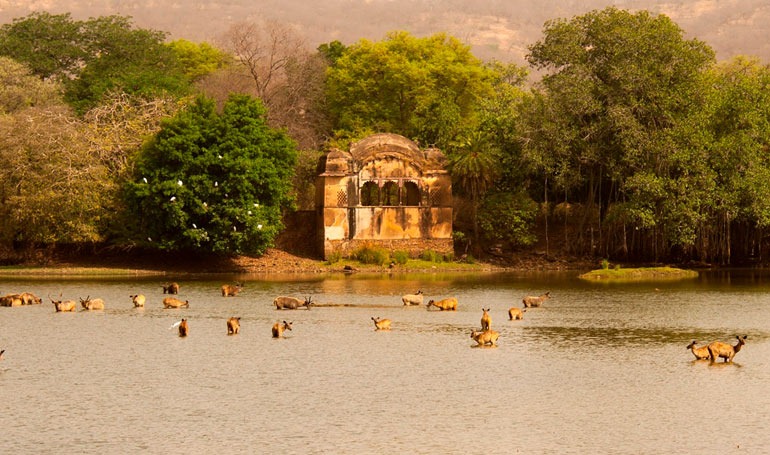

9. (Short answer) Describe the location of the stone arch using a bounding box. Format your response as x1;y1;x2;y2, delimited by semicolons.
403;181;421;206
381;181;399;206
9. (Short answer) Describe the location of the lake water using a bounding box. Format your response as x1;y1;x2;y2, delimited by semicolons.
2;270;770;454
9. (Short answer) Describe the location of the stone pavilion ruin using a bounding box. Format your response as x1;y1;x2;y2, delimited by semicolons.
316;133;453;260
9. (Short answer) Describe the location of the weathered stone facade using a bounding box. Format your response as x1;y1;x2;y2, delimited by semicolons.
316;133;453;260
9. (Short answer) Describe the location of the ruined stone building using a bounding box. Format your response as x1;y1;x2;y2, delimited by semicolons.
316;133;453;260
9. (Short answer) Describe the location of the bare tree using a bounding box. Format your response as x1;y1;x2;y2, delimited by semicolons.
218;20;306;107
212;20;331;150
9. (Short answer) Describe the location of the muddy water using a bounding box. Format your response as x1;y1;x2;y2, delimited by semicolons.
1;271;770;454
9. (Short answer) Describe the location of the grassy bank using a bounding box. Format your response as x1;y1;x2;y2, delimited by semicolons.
578;266;699;282
0;266;168;277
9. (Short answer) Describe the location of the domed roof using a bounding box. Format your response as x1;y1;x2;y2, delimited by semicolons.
319;133;448;175
319;148;353;175
349;133;425;167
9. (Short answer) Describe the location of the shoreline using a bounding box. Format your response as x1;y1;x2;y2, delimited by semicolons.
0;248;597;276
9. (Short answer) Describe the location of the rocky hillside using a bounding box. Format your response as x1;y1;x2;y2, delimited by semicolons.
1;0;768;65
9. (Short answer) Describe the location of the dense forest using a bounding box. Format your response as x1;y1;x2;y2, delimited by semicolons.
1;7;769;265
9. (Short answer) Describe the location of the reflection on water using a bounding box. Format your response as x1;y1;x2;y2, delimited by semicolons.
1;270;770;453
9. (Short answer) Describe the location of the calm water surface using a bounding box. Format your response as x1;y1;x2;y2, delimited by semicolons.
2;270;770;454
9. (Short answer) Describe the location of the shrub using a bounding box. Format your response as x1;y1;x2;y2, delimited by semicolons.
326;251;342;264
353;245;390;265
420;250;444;263
478;191;538;248
392;250;409;265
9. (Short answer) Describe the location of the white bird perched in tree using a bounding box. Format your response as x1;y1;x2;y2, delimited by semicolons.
214;181;218;187
143;177;148;183
177;180;183;186
257;224;263;230
192;223;197;229
170;196;176;202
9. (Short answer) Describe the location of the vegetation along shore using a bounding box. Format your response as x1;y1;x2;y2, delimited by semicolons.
1;6;769;269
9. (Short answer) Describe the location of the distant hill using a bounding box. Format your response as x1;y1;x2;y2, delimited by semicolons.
1;0;768;66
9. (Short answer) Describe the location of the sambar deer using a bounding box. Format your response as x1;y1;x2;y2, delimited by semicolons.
426;298;458;311
227;317;241;335
79;296;105;310
371;317;392;331
272;320;292;338
163;297;189;309
162;282;180;294
471;329;499;347
130;294;146;308
707;335;747;363
221;283;244;297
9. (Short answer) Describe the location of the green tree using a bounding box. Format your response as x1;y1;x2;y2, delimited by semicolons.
318;40;347;65
687;57;770;263
448;130;501;247
66;15;189;114
0;12;191;114
167;39;231;82
325;31;495;149
478;192;538;249
523;7;715;260
126;94;297;255
0;12;84;80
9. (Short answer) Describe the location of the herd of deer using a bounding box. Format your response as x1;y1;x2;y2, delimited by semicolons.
0;284;748;361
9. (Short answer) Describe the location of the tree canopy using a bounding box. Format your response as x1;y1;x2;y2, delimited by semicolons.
325;31;495;149
126;94;297;255
522;7;717;259
0;12;192;114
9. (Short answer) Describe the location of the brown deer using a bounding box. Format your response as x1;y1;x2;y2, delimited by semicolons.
50;295;77;312
79;296;105;310
272;320;292;338
163;297;189;309
20;292;42;305
471;329;500;346
221;283;244;297
426;298;458;311
130;294;146;308
274;296;313;310
227;317;241;335
480;308;491;331
686;341;710;360
523;292;551;308
371;317;392;331
0;294;23;307
178;319;189;337
508;307;526;320
707;335;747;363
162;282;180;294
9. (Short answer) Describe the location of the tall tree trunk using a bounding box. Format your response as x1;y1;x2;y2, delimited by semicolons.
543;175;548;258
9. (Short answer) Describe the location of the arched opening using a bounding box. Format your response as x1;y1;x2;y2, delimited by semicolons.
403;181;421;206
382;181;399;206
360;181;379;206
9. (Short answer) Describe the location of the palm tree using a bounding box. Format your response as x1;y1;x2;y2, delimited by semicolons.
448;130;500;248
